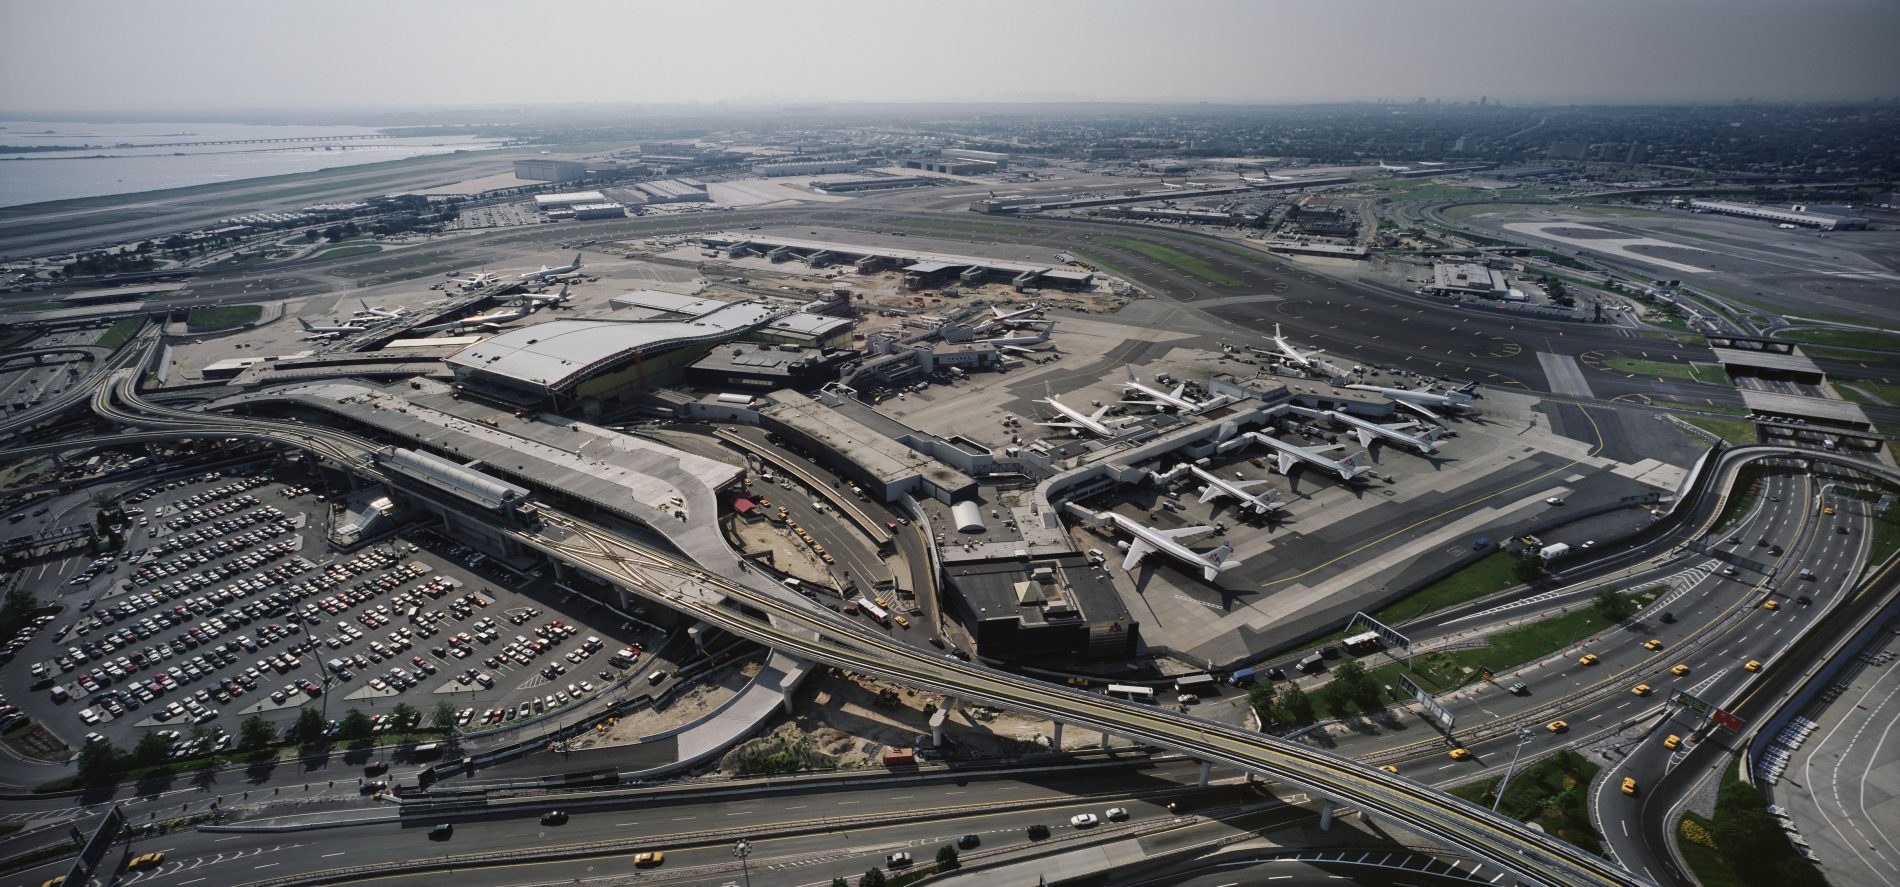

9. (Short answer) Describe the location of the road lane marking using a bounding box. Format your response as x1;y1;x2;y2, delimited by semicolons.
255;862;279;869
323;852;345;857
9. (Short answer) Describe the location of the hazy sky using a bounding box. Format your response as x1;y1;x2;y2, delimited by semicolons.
3;0;1896;112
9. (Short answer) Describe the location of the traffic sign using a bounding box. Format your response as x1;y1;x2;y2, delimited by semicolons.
1712;709;1744;731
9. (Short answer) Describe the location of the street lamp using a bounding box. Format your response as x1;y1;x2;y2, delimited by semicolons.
1493;726;1538;812
733;839;752;887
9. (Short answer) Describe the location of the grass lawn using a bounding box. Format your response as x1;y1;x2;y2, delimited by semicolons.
94;317;144;349
1448;749;1602;854
1778;327;1900;353
312;243;384;260
1868;504;1900;568
186;304;262;332
1365;589;1652;694
1439;203;1511;221
1095;236;1244;286
1074;251;1144;283
1377;551;1522;625
1712;465;1764;533
1602;358;1730;386
1681;416;1758;447
1651;400;1751;416
1835;379;1900;407
1677;812;1749;887
0;300;64;314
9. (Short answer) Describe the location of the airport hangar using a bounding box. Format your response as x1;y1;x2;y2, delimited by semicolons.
444;295;857;418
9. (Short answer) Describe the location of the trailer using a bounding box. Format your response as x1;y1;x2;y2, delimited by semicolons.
1174;674;1220;695
1105;684;1157;703
1342;631;1384;655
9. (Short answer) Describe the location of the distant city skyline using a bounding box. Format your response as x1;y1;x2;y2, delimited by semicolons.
3;0;1897;114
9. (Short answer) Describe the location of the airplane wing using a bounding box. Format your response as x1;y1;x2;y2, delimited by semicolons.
1088;405;1112;422
1274;452;1296;474
1036;419;1081;430
1381;420;1423;433
1158;525;1212;539
1198;485;1223;504
1392;398;1442;422
1353;428;1375;448
1230;479;1271;492
1120;539;1155;572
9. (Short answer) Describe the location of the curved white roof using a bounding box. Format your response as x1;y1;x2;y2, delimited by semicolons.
447;302;781;392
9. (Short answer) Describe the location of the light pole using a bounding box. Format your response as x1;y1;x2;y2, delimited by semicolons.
1493;727;1538;812
733;839;752;887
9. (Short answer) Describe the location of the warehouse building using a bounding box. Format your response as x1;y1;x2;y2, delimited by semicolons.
900;157;994;175
1428;261;1509;298
633;178;710;203
533;191;611;211
809;176;938;194
758;394;977;503
944;554;1137;662
608;290;857;350
685;343;853;391
1688;200;1868;231
444;301;787;415
570;202;626;221
514;159;589;182
753;160;868;177
702;233;1096;292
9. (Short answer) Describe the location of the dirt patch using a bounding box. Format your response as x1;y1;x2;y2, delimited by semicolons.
563;660;760;751
1;720;71;763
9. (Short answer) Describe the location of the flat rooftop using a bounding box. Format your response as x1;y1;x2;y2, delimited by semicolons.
446;302;782;392
760;394;974;490
1739;389;1871;426
1710;347;1822;376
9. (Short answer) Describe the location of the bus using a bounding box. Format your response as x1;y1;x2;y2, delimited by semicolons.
859;599;890;625
1105;684;1157;703
1174;674;1220;695
1342;631;1384;655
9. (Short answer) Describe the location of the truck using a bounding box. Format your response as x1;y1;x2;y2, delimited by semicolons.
1227;667;1257;687
1342;631;1383;655
882;747;916;766
1538;542;1571;561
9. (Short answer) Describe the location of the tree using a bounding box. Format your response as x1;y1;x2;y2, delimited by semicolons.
1246;683;1277;717
1330;660;1384;713
935;845;960;870
76;738;121;786
433;701;458;732
859;868;886;887
130;730;173;769
1514;554;1547;585
832;880;850;887
1277;683;1317;726
240;715;277;751
340;709;373;741
1595;589;1636;622
1318;684;1353;720
389;702;419;732
293;708;327;745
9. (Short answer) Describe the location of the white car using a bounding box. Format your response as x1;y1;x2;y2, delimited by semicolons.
1070;813;1099;828
1105;807;1129;821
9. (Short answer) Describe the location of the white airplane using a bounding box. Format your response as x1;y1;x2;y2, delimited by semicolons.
1120;365;1203;413
989;302;1045;324
1323;410;1449;455
1270;324;1344;378
412;298;535;334
1378;160;1411;172
1036;383;1132;438
448;270;498;289
297;317;367;336
979;324;1053;349
520;252;583;282
352;300;404;320
520;283;572;309
1103;511;1241;583
1248;432;1371;483
1183;464;1283;515
1346;382;1478;421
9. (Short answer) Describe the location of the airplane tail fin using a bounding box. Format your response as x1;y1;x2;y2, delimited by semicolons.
1425;426;1450;442
1125;364;1137;382
1455;381;1480;395
296;318;313;331
1203;543;1239;581
571;252;583;268
1354;428;1374;448
360;299;372;311
1344;450;1369;467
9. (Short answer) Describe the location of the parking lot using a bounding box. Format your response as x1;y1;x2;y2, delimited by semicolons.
2;464;668;766
444;201;539;232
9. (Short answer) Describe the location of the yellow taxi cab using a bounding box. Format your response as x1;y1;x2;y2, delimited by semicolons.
1763;599;1780;611
1449;747;1471;761
892;614;911;629
822;555;835;565
1744;659;1762;672
1822;506;1835;515
41;877;66;887
1547;720;1568;733
1671;663;1691;676
633;851;664;867
1621;777;1639;796
128;852;166;870
1632;684;1653;696
1578;653;1600;666
1663;734;1682;750
1643;639;1662;651
1380;764;1400;774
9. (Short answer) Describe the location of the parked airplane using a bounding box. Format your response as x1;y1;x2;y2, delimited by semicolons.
989;302;1045;324
1345;382;1477;421
1183;464;1284;515
448;270;498;289
411;297;535;333
1248;432;1371;482
519;283;572;309
520;252;583;282
1323;410;1449;455
1120;366;1204;413
1377;160;1412;172
1270;324;1344;378
979;324;1054;349
1036;383;1133;438
1101;511;1241;582
352;300;404;320
296;317;367;337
